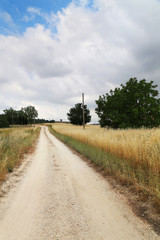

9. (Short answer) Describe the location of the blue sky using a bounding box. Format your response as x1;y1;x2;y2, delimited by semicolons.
0;0;72;34
0;0;160;122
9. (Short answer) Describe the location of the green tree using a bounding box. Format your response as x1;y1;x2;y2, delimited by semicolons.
67;103;91;125
3;108;16;125
15;108;28;125
4;107;29;125
24;106;38;124
0;114;9;128
95;78;160;128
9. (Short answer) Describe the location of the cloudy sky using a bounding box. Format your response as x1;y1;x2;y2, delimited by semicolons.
0;0;160;122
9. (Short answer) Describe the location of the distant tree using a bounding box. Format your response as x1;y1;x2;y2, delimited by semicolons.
67;103;91;125
0;114;9;128
24;106;38;124
4;107;30;125
3;108;16;125
95;78;160;128
3;106;38;125
16;108;28;125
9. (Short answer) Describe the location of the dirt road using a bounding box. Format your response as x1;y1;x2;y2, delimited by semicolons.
0;127;159;240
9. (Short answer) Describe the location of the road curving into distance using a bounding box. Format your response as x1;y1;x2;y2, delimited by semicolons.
0;126;159;240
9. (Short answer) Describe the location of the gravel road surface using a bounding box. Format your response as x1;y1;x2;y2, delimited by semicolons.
0;126;159;240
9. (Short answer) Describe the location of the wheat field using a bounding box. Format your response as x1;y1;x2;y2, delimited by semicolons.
52;124;160;172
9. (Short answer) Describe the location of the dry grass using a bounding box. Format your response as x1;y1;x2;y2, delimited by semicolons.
0;127;40;181
52;124;160;169
52;123;160;203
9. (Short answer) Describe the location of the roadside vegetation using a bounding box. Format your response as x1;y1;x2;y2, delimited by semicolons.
0;127;40;182
49;124;160;209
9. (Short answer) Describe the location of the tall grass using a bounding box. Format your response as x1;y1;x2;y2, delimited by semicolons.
51;123;160;206
0;127;40;181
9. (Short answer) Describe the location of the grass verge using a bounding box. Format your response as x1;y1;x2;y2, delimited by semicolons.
0;127;40;182
48;125;160;234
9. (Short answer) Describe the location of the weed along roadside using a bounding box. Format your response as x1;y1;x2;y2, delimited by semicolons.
0;126;40;183
48;123;160;233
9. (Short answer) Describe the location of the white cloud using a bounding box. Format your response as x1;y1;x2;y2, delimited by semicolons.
27;7;41;15
24;7;42;21
0;0;160;122
23;6;58;27
0;10;13;25
0;10;18;34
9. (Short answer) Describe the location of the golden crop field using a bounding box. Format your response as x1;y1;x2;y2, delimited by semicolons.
52;123;160;202
0;127;40;181
52;123;160;172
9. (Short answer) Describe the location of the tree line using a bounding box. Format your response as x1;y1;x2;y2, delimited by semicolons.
0;106;56;128
67;78;160;128
0;106;38;128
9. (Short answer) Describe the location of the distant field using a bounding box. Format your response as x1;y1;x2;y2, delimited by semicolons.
50;123;160;206
0;127;40;181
